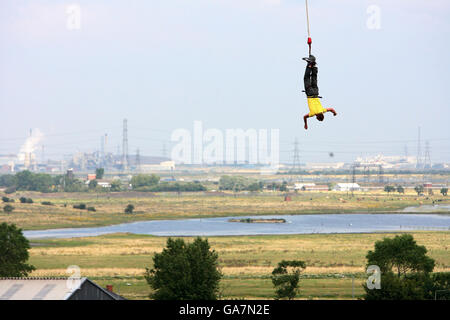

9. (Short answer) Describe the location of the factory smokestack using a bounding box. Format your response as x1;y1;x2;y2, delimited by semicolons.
18;128;44;170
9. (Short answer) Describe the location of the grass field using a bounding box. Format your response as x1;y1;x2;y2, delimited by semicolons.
1;190;448;230
28;232;450;300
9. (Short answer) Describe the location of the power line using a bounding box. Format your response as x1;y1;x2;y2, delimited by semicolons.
416;126;422;169
135;148;141;173
424;141;431;169
292;138;300;170
122;119;129;171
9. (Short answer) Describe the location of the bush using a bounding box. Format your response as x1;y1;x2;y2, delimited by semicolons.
414;185;424;196
2;196;11;203
20;197;33;204
134;182;207;193
131;174;160;189
3;205;14;214
41;201;53;206
4;187;16;194
87;207;96;212
384;185;396;194
124;204;134;214
73;203;87;210
110;180;121;192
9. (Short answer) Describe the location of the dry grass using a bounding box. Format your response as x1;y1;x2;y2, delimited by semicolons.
28;231;450;299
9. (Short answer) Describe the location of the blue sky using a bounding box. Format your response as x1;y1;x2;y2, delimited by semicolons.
1;0;449;163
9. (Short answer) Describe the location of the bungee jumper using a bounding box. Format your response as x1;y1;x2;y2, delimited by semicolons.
301;0;337;130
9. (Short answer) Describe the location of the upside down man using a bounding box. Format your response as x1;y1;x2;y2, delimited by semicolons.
302;55;337;130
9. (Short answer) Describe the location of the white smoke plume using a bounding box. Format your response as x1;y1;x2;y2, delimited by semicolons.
17;129;44;162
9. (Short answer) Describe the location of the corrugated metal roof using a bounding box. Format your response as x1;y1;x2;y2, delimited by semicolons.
0;277;84;300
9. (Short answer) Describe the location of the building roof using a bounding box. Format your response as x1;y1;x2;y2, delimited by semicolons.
335;183;360;187
0;277;124;300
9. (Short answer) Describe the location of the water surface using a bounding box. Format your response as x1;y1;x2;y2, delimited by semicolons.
24;213;450;239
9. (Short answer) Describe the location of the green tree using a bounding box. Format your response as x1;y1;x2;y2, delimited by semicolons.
364;234;435;300
15;171;54;192
441;187;448;196
271;260;306;300
384;185;395;194
2;196;11;203
3;204;14;214
124;204;135;214
414;185;424;196
15;171;34;190
218;175;256;191
110;180;121;192
0;223;35;277
131;174;160;189
145;237;222;300
88;179;98;190
95;168;104;179
0;174;17;188
73;203;86;210
366;234;434;276
20;197;33;204
248;182;262;192
397;186;405;194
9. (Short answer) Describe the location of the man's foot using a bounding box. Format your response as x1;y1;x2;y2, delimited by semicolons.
303;55;316;63
302;59;316;68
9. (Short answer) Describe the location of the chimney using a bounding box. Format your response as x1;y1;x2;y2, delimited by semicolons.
106;285;113;293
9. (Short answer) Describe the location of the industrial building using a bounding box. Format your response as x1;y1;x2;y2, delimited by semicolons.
333;183;361;192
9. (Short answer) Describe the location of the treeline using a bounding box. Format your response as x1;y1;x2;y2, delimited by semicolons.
0;171;207;193
219;175;287;192
0;171;57;193
0;171;100;193
131;174;206;192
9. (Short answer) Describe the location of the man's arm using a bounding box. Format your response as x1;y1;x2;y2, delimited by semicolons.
326;108;337;116
303;114;310;130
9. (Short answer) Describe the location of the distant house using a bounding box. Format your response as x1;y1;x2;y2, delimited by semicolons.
0;277;125;300
302;185;329;191
141;161;176;172
84;179;111;188
294;183;316;190
333;183;360;192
